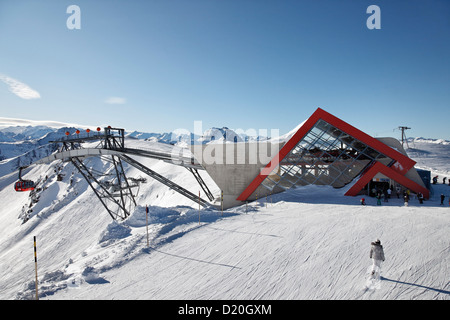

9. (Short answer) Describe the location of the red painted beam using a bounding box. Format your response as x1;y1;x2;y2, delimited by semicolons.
345;162;429;199
237;108;421;202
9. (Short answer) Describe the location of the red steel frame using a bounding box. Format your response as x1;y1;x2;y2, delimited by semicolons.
237;108;429;201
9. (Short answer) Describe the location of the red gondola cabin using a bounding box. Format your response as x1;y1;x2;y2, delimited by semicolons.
14;180;35;192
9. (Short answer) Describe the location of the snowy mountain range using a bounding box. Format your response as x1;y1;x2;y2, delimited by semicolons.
0;121;267;172
0;118;448;301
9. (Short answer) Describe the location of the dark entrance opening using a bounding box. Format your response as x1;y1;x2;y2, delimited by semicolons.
368;181;390;197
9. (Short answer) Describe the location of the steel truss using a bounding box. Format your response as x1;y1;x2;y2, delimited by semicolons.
187;167;215;202
42;126;213;220
71;156;136;220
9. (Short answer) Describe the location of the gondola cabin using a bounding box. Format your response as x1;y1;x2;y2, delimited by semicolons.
14;180;35;192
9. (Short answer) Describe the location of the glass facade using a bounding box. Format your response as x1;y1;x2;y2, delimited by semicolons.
260;119;394;194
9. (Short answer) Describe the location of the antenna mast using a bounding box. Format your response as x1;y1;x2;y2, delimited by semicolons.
398;126;411;149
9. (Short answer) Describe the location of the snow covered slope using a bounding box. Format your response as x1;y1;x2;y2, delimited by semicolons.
407;138;450;177
0;125;448;300
36;185;449;300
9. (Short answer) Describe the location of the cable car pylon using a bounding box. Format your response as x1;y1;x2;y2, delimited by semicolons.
15;126;214;221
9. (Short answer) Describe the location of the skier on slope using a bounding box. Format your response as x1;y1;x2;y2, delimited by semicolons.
370;239;385;276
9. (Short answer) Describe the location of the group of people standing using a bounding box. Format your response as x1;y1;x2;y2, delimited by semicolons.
433;175;450;206
432;175;449;185
368;185;413;206
362;183;448;206
375;188;391;205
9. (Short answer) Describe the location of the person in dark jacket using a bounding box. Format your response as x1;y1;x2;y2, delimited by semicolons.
440;194;445;205
370;239;385;276
403;191;409;206
418;192;424;204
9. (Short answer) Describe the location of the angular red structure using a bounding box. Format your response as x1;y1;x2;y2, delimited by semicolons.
237;108;429;201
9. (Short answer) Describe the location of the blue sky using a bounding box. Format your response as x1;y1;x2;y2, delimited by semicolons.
0;0;449;139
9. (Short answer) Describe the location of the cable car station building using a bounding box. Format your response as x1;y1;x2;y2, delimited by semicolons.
16;107;430;220
192;108;429;208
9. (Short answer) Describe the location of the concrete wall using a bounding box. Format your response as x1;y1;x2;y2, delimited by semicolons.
191;141;284;208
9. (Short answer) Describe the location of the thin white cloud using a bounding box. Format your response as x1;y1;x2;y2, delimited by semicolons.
0;116;94;130
105;96;126;104
0;73;41;99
